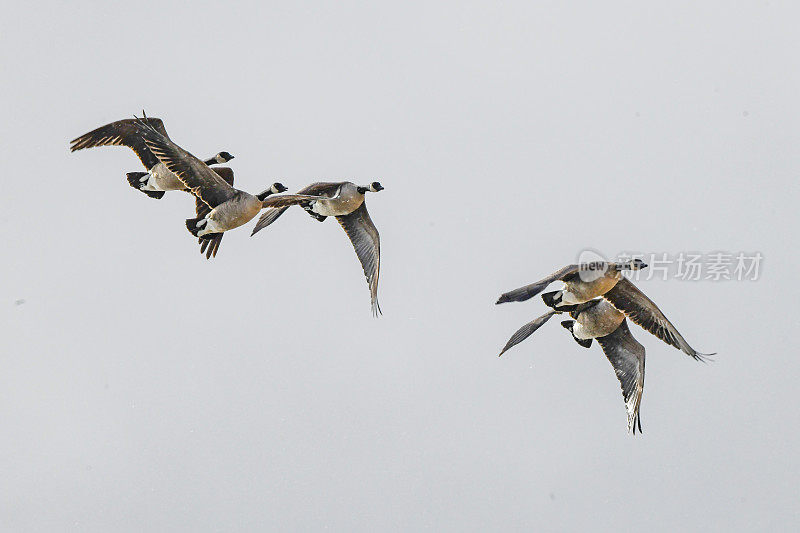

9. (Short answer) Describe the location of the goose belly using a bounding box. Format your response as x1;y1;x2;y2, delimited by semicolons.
574;300;625;338
312;195;364;216
562;275;620;303
144;163;185;191
208;195;262;232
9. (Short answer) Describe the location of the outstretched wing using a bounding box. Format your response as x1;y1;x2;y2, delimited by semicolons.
498;310;558;356
603;278;713;362
596;320;645;434
251;182;343;235
496;264;580;304
195;167;234;259
336;203;381;316
135;115;235;208
70;117;169;169
259;194;328;209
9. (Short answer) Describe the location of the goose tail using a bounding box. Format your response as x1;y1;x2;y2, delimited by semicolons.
126;172;164;199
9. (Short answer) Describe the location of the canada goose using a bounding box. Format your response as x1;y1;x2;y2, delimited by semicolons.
496;259;647;306
191;171;287;259
70;117;234;199
498;299;646;434
132;114;279;252
250;181;384;316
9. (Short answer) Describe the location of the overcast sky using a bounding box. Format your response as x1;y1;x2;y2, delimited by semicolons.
1;1;798;531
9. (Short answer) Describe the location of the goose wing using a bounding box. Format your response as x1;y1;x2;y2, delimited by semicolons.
70;117;170;169
498;310;558;356
336;203;381;316
135;116;235;209
251;182;343;235
596;320;645;434
496;264;580;304
602;278;713;362
195;167;234;259
259;194;329;209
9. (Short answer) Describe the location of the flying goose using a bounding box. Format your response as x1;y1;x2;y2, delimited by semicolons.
70;117;234;199
496;259;647;307
498;298;646;434
250;181;384;316
190;169;287;259
132;114;282;253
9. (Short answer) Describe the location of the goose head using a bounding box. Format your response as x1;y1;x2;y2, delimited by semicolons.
357;181;384;194
213;151;235;164
617;258;648;271
256;182;288;201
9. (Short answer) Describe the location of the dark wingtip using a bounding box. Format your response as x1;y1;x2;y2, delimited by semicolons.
694;351;716;363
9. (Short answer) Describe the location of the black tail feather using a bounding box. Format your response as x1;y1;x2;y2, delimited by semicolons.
186;217;204;237
541;291;580;312
198;234;223;259
126;172;164;199
561;320;593;348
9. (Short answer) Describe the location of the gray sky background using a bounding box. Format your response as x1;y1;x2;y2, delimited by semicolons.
1;1;798;531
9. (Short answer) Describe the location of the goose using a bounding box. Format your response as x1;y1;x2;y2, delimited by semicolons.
495;259;648;307
250;181;384;316
498;298;646;434
190;169;287;259
132;114;281;253
70;117;234;199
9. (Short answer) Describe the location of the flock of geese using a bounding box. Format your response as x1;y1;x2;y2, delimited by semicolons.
70;113;384;315
70;113;713;435
496;259;713;433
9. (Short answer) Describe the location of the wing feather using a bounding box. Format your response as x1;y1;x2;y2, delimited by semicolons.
603;278;713;362
336;203;381;316
596;320;646;434
498;310;558;356
250;182;344;235
135;116;235;208
496;264;580;304
70;117;169;169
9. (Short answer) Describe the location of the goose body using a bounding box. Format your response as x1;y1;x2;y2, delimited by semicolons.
140;151;232;192
308;182;366;216
199;192;263;235
568;299;625;340
139;162;184;192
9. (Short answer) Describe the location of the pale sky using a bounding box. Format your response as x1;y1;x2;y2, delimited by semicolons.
1;1;798;531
